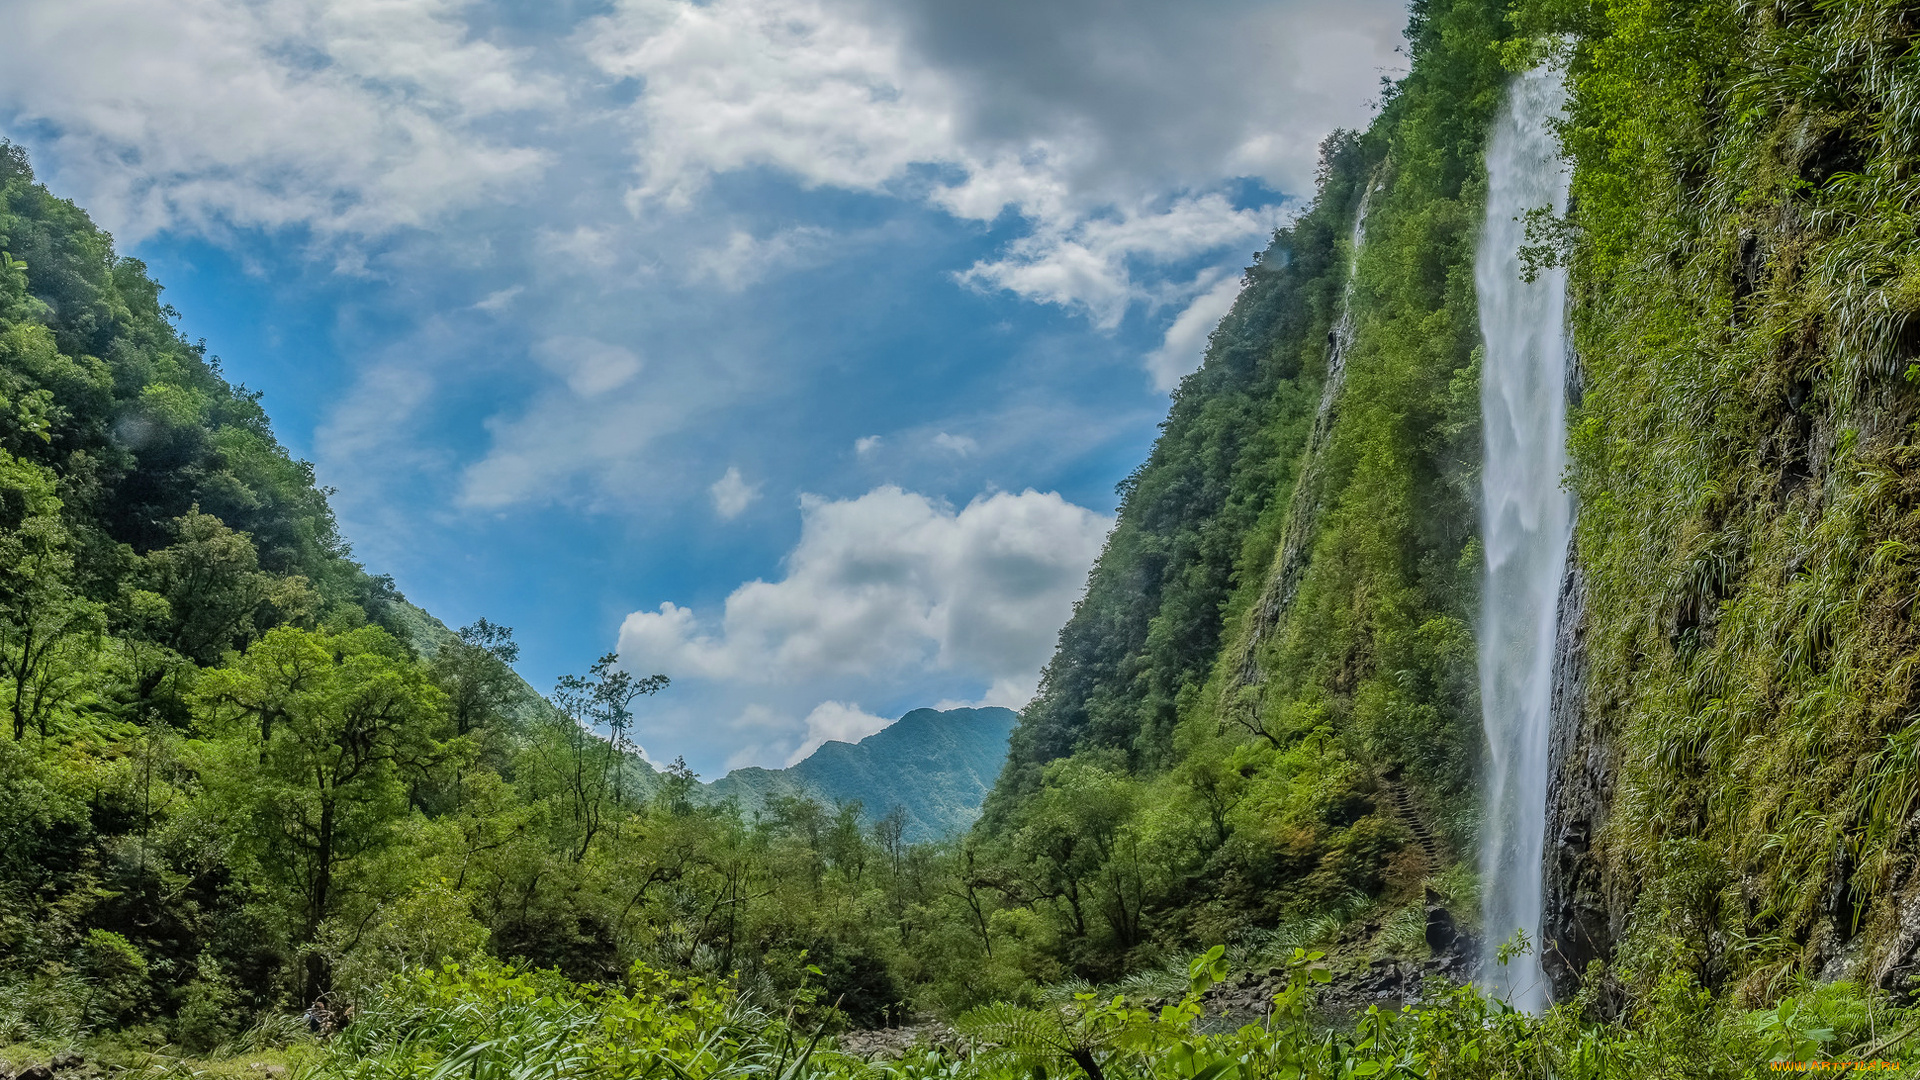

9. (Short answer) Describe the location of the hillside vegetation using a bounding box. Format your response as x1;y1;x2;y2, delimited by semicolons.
977;0;1920;1017
0;143;992;1043
10;0;1920;1074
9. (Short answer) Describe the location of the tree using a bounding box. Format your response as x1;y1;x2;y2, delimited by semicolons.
136;509;314;667
0;451;102;739
1006;760;1144;956
195;625;447;997
431;617;522;737
873;805;908;878
547;653;667;860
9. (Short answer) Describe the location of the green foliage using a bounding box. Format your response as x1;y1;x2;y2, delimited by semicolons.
306;947;1920;1080
321;959;804;1080
79;929;151;1027
170;952;242;1053
1494;0;1920;1004
974;0;1510;983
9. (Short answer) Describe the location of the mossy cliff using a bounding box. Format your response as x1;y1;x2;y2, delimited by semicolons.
1535;0;1920;1006
982;0;1920;1012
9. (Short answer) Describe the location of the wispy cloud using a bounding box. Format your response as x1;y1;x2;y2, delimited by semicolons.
1147;270;1245;392
709;466;761;519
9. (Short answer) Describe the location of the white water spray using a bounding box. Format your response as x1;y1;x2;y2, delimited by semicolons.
1476;62;1572;1014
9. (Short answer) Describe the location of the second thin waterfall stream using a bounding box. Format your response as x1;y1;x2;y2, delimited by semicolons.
1476;62;1572;1013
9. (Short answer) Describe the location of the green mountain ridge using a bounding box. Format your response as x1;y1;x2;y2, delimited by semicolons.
703;706;1018;843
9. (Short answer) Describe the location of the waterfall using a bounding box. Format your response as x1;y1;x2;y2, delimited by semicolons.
1226;182;1371;696
1476;61;1572;1014
1320;182;1372;413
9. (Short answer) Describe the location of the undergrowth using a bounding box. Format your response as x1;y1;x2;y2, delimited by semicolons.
297;949;1920;1080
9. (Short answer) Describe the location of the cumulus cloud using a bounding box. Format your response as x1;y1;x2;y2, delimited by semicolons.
710;466;761;519
786;701;893;765
0;0;556;240
931;432;976;455
619;485;1110;765
854;435;883;456
959;194;1282;329
580;0;1402;330
622;485;1108;682
1147;270;1245;392
870;0;1404;200
583;0;961;206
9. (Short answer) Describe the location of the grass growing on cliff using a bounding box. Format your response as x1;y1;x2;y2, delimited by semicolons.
1516;0;1920;1004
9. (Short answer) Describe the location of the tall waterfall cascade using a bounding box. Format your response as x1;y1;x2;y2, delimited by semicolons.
1475;62;1573;1014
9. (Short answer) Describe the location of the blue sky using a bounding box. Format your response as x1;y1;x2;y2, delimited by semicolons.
1;0;1407;776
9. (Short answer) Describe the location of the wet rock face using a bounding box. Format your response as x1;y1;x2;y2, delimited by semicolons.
2;1052;106;1080
1424;888;1459;954
1540;548;1624;1004
1874;869;1920;1005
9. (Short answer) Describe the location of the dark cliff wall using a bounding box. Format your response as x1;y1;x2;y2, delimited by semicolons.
1540;546;1618;1003
1535;0;1920;1003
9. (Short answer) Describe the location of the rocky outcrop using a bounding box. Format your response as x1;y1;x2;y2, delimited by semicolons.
0;1053;115;1080
1539;542;1623;1004
834;1021;963;1060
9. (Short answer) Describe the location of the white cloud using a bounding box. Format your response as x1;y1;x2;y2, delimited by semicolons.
854;435;883;456
931;432;975;455
533;337;643;397
689;226;832;290
1147;269;1245;392
710;466;761;519
786;701;893;765
959;194;1284;330
580;0;1397;324
474;285;524;312
582;0;962;207
619;485;1110;763
0;0;556;240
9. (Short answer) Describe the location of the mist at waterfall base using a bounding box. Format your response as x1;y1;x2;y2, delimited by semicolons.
1476;63;1573;1014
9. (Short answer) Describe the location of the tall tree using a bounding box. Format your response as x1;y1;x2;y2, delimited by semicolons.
0;451;102;739
430;618;522;737
195;626;447;997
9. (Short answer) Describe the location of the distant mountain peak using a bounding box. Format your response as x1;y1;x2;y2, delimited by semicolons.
703;706;1017;842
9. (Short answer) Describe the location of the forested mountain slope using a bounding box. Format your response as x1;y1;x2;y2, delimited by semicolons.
978;0;1920;1020
0;145;942;1040
705;707;1017;842
976;0;1505;977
